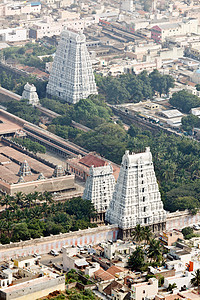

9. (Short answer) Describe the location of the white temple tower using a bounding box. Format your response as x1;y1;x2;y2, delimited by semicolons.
21;83;40;106
105;148;166;239
46;29;98;104
83;164;115;223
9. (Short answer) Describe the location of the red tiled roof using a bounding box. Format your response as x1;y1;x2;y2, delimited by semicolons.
107;266;126;276
79;154;107;168
94;268;115;281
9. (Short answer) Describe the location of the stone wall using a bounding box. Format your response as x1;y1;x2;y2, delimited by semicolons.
0;225;118;260
0;277;65;300
166;210;200;231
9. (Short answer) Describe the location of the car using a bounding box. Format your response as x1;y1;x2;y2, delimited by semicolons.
193;224;200;230
33;253;41;259
49;249;59;256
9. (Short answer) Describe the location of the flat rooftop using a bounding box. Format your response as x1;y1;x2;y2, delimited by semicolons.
0;114;21;135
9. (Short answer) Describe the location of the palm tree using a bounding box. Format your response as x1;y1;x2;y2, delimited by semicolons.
14;192;25;207
132;224;144;244
143;226;152;244
2;195;13;210
43;191;53;205
191;269;200;294
148;239;163;265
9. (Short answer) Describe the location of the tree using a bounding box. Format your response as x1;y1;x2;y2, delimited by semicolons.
132;224;144;244
128;246;145;271
182;227;194;239
143;226;152;244
181;115;200;132
169;90;200;113
191;269;200;294
148;239;163;265
167;283;177;292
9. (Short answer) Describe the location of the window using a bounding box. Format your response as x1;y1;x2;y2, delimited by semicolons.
143;290;145;293
142;188;144;192
144;207;146;212
143;196;145;202
144;218;147;224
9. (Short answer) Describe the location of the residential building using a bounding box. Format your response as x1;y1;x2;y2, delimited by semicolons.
46;29;98;104
0;27;28;42
131;278;158;300
159;230;184;246
105;148;166;239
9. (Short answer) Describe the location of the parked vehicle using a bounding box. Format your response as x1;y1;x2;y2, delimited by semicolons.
49;249;59;256
33;253;41;259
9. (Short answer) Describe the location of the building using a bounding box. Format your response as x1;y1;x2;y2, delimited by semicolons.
83;164;115;223
46;29;98;104
21;82;40;106
0;139;75;196
159;230;184;246
0;27;28;42
151;18;199;43
121;0;134;12
0;259;65;300
67;153;120;181
131;278;158;300
105;148;166;239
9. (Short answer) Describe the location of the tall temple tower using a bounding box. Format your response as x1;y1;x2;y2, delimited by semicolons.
46;29;98;104
83;164;115;223
105;148;166;239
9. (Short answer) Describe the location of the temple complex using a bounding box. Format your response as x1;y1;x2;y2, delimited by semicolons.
83;164;115;223
105;148;166;239
46;29;97;104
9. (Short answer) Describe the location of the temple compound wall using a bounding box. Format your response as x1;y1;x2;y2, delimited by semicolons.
0;225;118;260
166;210;200;231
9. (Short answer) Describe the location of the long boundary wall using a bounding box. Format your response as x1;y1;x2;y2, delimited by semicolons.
0;225;118;261
166;210;200;231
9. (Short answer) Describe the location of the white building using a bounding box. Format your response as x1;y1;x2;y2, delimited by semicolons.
0;28;27;42
121;0;134;12
83;164;115;223
131;278;158;300
21;83;40;106
46;29;98;104
105;148;166;239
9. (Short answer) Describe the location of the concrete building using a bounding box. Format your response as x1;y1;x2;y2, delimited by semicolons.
121;0;134;12
151;18;199;43
0;27;27;42
83;164;115;223
131;278;158;300
46;29;98;104
105;148;166;239
21;83;40;106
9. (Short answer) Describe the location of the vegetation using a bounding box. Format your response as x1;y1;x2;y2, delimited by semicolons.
2;43;55;71
44;289;98;300
169;90;200;113
95;70;174;104
191;269;200;294
181;114;200;132
128;227;164;272
66;269;93;285
0;71;47;98
12;137;46;154
5;99;41;124
182;227;196;240
0;193;96;244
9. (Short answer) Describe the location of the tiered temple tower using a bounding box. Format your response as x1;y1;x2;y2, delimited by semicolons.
18;160;32;177
105;148;166;239
46;29;98;104
21;83;40;106
83;164;115;224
